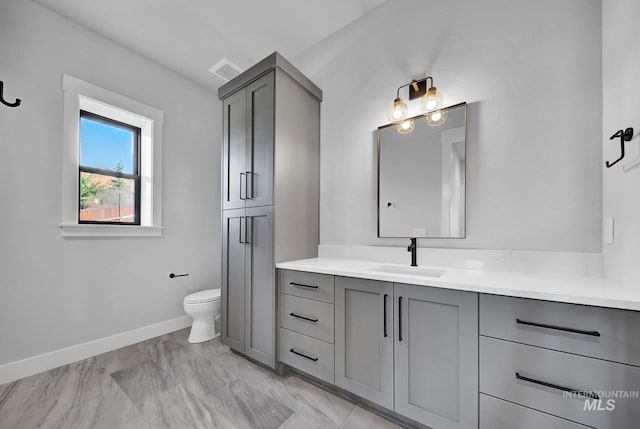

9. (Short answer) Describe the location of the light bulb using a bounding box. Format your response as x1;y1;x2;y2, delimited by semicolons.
426;109;447;126
387;98;408;123
396;118;415;134
420;87;443;113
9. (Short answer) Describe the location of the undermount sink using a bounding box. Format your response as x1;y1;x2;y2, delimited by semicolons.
370;265;446;278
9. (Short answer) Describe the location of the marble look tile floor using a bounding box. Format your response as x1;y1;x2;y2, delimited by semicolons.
0;329;404;429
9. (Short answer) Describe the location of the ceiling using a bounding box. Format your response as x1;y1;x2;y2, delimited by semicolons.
33;0;386;91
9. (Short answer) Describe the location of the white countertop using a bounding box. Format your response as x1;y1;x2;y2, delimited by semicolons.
276;258;640;311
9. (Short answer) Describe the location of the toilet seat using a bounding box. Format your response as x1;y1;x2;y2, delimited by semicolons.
184;289;221;304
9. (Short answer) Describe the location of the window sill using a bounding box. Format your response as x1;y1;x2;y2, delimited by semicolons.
59;224;164;238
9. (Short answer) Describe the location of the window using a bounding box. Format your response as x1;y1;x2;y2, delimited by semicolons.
79;111;141;224
61;74;164;237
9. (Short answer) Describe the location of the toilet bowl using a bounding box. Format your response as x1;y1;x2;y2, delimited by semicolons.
183;289;221;343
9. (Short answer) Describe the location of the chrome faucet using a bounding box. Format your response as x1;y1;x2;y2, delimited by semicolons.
407;238;418;267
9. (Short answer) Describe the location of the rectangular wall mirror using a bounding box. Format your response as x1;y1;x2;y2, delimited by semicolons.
378;102;466;238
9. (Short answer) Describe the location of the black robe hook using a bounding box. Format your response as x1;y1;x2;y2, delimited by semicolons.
605;127;634;168
0;81;22;108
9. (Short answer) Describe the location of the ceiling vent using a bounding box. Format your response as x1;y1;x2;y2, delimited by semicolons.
209;58;244;82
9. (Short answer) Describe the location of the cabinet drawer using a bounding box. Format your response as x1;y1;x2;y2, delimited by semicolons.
279;270;334;303
280;294;334;343
279;328;334;384
480;336;640;429
480;294;640;366
480;394;591;429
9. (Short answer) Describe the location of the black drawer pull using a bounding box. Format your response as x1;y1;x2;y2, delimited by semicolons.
290;312;319;323
515;372;599;400
290;282;319;289
398;296;403;342
289;348;319;362
383;294;388;338
516;319;601;337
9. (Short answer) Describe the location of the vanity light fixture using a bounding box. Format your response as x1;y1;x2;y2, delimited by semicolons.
387;78;427;123
396;118;416;133
387;76;444;129
426;109;447;126
387;96;409;123
419;77;443;112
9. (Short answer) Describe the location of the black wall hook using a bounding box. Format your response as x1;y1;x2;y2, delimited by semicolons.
0;81;21;108
606;127;634;168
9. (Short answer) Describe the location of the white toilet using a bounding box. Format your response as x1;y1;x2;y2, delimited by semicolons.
183;289;221;343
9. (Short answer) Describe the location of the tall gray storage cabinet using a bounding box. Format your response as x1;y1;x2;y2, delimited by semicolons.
219;53;322;368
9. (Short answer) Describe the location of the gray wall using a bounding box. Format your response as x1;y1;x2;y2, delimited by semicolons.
602;0;640;287
0;0;220;365
296;0;603;252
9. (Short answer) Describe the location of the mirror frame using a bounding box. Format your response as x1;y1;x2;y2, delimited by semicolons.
377;101;467;239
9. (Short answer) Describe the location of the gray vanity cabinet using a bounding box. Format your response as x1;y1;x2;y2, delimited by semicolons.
394;283;479;429
243;206;275;363
333;277;478;428
221;208;246;352
222;72;274;210
334;277;394;409
222;89;246;210
479;295;640;429
222;206;274;358
220;53;321;369
480;394;591;429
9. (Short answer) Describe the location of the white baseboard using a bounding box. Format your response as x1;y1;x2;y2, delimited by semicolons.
0;315;191;385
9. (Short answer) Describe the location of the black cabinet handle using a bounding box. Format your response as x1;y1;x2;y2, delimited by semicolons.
516;319;600;337
240;172;246;200
245;171;252;199
289;348;318;362
238;217;245;243
290;282;319;289
290;312;318;323
515;372;599;400
398;296;403;342
245;216;251;244
383;294;388;338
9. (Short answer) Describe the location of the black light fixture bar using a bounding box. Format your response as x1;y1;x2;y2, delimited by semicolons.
395;76;435;100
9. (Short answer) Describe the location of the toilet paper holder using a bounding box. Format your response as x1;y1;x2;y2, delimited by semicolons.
169;273;189;278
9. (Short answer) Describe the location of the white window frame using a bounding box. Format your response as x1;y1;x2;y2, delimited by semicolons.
60;74;164;237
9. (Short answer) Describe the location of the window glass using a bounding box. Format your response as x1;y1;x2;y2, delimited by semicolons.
78;111;140;224
79;172;136;223
80;115;135;173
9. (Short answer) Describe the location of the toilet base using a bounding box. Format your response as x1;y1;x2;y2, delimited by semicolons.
188;317;220;343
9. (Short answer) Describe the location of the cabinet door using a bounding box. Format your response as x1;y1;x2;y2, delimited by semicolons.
335;277;394;409
222;89;247;210
244;206;275;367
394;283;478;429
245;72;274;208
221;209;246;352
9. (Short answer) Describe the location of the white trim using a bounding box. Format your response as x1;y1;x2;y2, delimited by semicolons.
59;224;164;237
61;74;164;234
0;316;191;385
63;75;164;122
